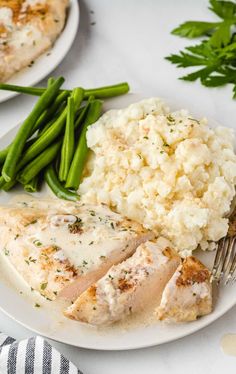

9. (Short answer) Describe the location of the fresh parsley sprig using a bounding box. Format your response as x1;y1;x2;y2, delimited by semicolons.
166;0;236;98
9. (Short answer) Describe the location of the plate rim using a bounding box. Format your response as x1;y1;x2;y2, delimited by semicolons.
0;0;80;104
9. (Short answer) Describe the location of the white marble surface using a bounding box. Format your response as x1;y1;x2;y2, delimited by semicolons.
0;0;236;372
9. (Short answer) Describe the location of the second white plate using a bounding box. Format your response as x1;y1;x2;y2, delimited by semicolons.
0;0;79;103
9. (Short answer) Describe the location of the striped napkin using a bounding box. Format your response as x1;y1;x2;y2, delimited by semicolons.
0;333;82;374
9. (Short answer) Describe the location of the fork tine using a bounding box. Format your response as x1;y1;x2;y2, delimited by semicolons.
222;237;235;275
214;237;229;282
212;238;226;278
225;240;236;284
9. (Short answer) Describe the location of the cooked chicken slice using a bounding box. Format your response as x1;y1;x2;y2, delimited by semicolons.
0;0;69;82
64;238;181;325
156;256;212;322
0;199;153;301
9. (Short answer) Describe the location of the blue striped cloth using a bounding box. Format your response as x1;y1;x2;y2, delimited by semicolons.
0;333;82;374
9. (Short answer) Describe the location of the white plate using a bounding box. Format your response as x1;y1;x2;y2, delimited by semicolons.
0;0;79;103
0;94;235;351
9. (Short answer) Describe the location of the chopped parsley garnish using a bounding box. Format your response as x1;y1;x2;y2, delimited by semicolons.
166;114;175;124
33;240;42;247
34;303;41;308
25;257;36;265
188;117;200;124
4;248;9;256
40;282;48;290
166;0;236;99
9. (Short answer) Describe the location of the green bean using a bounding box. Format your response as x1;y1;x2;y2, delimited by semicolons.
45;164;79;202
75;95;95;127
48;77;55;86
0;146;10;165
24;175;40;193
2;179;17;192
0;95;67;166
2;77;65;182
0;136;39;165
33;91;69;133
18;141;62;185
37;101;67;136
59;96;75;182
32;77;55;132
0;82;130;99
0;94;88;168
18;88;84;170
0;116;52;166
0;83;47;96
74;102;90;130
0;176;6;189
84;83;130;99
66;99;102;190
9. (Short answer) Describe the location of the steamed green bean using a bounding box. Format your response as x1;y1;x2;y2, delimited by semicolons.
2;77;64;182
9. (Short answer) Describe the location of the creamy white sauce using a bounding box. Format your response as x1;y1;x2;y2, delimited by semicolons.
0;246;158;333
24;0;46;6
0;7;13;29
0;196;158;331
9;24;43;48
221;334;236;356
28;213;131;273
6;197;137;275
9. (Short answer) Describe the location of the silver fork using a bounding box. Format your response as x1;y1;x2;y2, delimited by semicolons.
212;236;236;285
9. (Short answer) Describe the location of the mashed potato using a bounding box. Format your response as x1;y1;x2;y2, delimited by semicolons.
80;98;236;255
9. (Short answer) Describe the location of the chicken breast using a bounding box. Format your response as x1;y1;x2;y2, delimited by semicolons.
0;0;69;82
65;238;181;325
0;199;153;301
156;256;212;322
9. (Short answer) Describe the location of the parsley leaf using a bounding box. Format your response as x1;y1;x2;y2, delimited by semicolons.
209;20;232;47
166;0;236;98
209;0;236;19
172;21;219;38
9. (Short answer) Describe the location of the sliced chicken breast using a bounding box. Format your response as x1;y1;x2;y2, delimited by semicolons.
64;238;181;325
0;199;153;301
156;256;212;322
0;0;69;82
